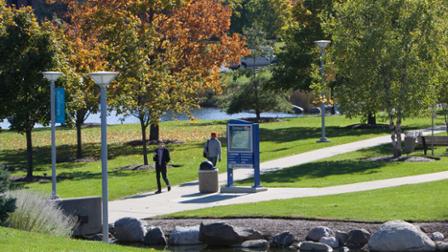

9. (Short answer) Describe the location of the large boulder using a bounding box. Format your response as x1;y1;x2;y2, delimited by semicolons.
299;241;333;252
320;236;339;248
306;226;334;242
271;231;295;248
335;230;349;246
144;226;166;246
113;217;146;242
346;228;370;249
436;241;448;252
199;222;262;247
168;226;201;245
240;239;269;250
368;220;436;252
431;232;445;242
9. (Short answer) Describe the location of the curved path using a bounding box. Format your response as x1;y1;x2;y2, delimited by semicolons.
109;128;447;223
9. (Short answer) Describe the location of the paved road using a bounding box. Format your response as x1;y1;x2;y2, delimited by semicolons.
109;128;447;223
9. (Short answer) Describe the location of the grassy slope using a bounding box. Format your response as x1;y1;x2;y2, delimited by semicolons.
238;142;448;188
0;115;443;199
0;227;147;252
167;179;448;221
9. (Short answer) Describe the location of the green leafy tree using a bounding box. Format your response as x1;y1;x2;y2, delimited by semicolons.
222;69;291;122
228;0;292;39
327;0;448;157
0;3;60;179
272;0;334;92
0;168;15;226
224;24;290;122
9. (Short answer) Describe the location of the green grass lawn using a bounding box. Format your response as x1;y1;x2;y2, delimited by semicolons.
0;115;443;199
167;179;448;222
238;142;448;188
0;227;148;252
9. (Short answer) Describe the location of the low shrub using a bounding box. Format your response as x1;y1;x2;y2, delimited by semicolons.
0;168;15;225
6;190;76;237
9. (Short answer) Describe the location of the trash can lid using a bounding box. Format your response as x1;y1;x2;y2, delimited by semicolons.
199;160;215;170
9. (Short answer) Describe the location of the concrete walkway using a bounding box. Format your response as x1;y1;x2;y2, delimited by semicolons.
109;128;447;223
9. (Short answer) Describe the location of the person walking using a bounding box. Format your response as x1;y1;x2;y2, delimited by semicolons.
153;142;171;194
204;132;222;167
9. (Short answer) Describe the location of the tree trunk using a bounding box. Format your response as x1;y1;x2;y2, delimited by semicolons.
444;107;448;136
149;123;159;142
395;116;403;157
25;128;33;180
75;110;87;159
76;122;82;159
139;117;149;166
389;115;402;158
367;112;376;125
255;110;261;123
330;87;336;115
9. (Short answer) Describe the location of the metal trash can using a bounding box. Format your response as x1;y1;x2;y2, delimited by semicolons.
198;161;219;193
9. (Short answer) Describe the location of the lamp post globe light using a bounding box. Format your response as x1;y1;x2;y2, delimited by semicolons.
42;71;63;199
89;71;118;243
314;40;331;143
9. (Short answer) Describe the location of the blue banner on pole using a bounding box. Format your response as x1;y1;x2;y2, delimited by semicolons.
55;87;65;124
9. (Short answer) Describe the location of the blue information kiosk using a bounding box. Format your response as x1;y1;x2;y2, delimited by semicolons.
221;119;267;193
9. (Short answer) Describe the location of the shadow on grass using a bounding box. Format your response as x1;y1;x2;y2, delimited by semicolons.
179;194;242;204
258;160;385;184
357;144;394;156
57;169;136;181
259;126;388;143
1;140;211;171
251;144;396;184
0;142;144;171
259;123;431;144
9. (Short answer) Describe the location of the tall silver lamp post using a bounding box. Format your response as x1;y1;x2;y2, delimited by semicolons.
42;71;63;199
314;40;331;143
89;71;118;243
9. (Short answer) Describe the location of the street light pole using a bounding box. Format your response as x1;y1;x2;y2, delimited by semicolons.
42;71;63;199
314;40;331;143
89;71;118;243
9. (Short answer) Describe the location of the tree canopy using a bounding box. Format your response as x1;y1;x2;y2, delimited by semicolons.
327;0;448;156
229;0;293;39
271;0;334;92
64;0;247;165
0;2;60;178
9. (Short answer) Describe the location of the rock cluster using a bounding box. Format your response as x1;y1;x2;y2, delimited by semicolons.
368;220;436;252
104;218;447;251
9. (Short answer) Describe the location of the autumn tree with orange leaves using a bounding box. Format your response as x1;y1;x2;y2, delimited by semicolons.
65;0;247;165
48;0;107;159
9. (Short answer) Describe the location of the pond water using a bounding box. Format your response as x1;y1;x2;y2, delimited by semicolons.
0;108;300;129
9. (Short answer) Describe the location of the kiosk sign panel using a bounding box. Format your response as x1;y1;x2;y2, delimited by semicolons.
226;120;261;188
228;124;253;169
229;125;252;152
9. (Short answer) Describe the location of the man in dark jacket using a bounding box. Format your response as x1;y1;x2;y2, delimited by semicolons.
153;142;171;194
